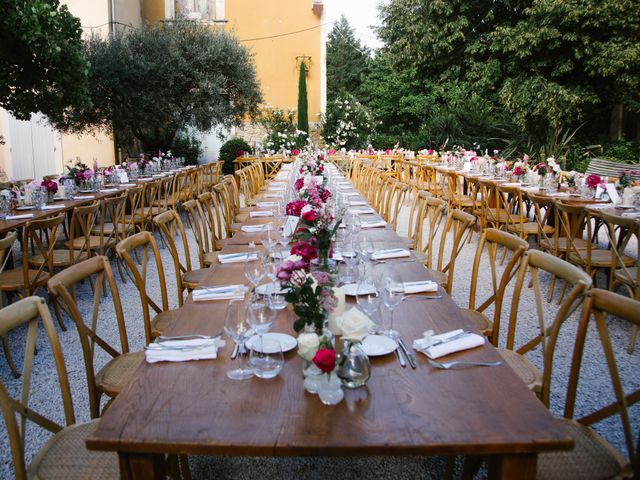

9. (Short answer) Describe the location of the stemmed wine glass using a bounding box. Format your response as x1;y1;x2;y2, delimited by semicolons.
341;235;359;285
355;281;381;326
357;235;375;263
247;291;276;349
244;257;265;290
223;299;254;380
260;223;278;254
379;269;404;340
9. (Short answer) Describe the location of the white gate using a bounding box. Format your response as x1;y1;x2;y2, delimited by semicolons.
7;113;60;181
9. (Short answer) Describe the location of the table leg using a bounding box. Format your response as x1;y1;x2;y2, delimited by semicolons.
488;453;537;480
118;452;165;480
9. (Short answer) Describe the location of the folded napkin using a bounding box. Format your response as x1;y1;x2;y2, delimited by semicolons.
371;248;411;260
120;183;136;187
264;193;281;198
349;200;368;206
73;195;95;200
241;224;270;233
192;285;248;301
138;178;152;182
41;205;64;210
250;210;273;218
344;192;360;197
348;207;376;215
218;252;258;263
361;220;387;229
413;329;485;359
6;213;34;220
622;212;640;218
268;186;285;191
501;183;521;187
257;201;276;207
100;188;119;193
403;280;438;294
145;337;226;363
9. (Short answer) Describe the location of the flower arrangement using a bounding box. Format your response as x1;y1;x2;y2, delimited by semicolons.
61;159;93;185
41;178;58;195
546;157;562;175
235;149;246;158
585;174;604;189
534;162;548;176
298;157;325;177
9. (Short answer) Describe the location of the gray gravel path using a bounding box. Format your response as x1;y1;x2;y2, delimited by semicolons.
0;198;638;479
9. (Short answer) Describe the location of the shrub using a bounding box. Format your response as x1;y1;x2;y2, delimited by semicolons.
171;133;202;166
219;138;252;174
322;94;374;149
601;140;640;163
259;106;308;152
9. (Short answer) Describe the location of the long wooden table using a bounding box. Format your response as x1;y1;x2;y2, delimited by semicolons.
87;168;572;479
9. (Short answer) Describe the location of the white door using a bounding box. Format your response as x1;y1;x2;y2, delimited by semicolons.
8;113;59;180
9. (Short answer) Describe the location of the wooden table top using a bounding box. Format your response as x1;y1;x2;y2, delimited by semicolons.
87;172;572;461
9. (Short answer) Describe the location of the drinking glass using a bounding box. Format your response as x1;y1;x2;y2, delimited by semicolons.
249;338;284;379
380;271;404;339
260;223;278;253
357;235;375;263
265;281;287;310
244;257;265;289
355;281;381;323
223;299;254;380
340;236;359;285
247;292;276;340
0;196;11;220
262;256;277;282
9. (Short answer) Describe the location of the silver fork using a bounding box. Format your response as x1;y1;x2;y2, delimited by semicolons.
428;359;502;369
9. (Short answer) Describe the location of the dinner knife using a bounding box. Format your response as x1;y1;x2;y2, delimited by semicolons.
397;338;417;369
394;345;406;367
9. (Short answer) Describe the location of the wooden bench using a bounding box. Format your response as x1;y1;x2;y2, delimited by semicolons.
585;158;640;181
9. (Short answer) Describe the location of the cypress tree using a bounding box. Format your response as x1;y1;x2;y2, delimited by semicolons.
297;61;309;133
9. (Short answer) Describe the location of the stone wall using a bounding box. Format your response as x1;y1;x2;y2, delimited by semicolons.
230;122;324;149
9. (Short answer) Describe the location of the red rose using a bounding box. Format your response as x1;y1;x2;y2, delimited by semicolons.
312;348;336;373
294;178;304;191
292;149;300;155
302;209;316;222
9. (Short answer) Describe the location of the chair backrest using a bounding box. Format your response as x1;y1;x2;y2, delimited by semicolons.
197;191;224;248
47;255;127;419
67;201;100;263
554;200;597;271
597;210;639;292
468;228;529;345
125;185;144;232
405;190;430;246
153;209;191;305
0;297;75;480
506;249;592;397
550;289;640;465
116;231;169;344
183;198;212;268
525;191;556;247
436;209;476;293
22;213;66;294
96;192;127;252
0;230;18;281
415;195;447;269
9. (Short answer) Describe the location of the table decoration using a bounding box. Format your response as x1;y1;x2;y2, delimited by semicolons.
312;347;343;405
336;307;373;388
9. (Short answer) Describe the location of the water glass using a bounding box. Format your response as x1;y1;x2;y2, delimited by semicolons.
355;281;381;321
247;292;276;336
244;257;265;289
223;299;254;380
380;271;404;339
249;338;284;379
265;282;287;310
0;196;11;220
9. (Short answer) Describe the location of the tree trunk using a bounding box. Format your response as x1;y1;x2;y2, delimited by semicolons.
609;104;624;141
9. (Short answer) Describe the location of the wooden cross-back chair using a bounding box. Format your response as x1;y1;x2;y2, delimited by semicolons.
536;289;640;479
47;255;143;419
463;228;529;345
422;164;442;198
401;190;430;250
0;231;19;377
183;198;219;267
152;174;174;215
502;249;592;395
153;209;207;301
196;192;227;251
382;180;409;230
0;296;119;479
442;170;475;212
116;231;178;343
414;195;447;269
235;167;255;207
213;183;233;239
497;186;555;242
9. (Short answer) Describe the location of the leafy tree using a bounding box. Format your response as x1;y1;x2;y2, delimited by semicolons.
68;20;262;152
297;62;309;133
0;0;90;126
326;15;371;102
321;94;374;149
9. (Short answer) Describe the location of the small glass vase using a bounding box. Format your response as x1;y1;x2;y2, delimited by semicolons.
337;341;371;389
318;373;344;406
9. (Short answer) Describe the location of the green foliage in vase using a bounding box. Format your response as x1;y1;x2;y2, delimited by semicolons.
326;15;371;103
0;0;90;127
219;138;252;175
297;62;309;133
66;19;262;153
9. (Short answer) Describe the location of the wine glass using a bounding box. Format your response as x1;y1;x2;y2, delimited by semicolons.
355;281;381;325
340;236;359;285
357;235;375;263
260;223;278;253
265;281;287;310
244;257;264;289
223;299;254;380
380;270;404;340
262;256;277;282
247;291;276;347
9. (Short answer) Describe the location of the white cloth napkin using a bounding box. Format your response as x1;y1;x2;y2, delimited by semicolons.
344;192;360;197
403;280;438;294
6;213;34;220
241;224;270;233
268;186;285;191
361;220;387;229
145;337;226;363
501;183;521;187
73;195;95;200
100;188;119;193
41;205;64;210
264;193;281;198
371;248;411;260
218;252;258;263
250;210;273;217
192;285;248;301
348;207;376;215
349;200;368;206
413;329;485;359
120;183;136;187
138;178;152;182
257;201;276;207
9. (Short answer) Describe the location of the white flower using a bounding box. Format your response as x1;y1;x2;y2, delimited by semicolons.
297;332;320;361
284;254;303;263
337;307;374;342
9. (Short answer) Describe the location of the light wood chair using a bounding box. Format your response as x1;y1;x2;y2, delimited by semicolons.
153;209;208;302
381;180;409;230
183;198;219;267
0;230;19;377
116;231;179;342
47;255;144;419
537;289;640;479
502;249;592;395
414;195;447;269
463;228;529;344
0;296;119;479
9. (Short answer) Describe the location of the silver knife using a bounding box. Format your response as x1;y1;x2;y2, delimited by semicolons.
394;345;406;367
398;338;417;369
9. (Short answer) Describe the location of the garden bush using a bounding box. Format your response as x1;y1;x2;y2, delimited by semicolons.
219;138;252;174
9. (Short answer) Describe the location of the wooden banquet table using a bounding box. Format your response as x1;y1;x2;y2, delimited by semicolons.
86;169;572;479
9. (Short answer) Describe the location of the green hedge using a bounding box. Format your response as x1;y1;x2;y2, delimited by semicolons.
219;138;252;175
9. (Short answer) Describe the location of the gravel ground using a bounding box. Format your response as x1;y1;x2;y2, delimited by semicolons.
0;192;638;479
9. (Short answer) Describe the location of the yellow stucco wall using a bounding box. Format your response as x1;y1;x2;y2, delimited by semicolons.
226;0;322;124
141;0;166;25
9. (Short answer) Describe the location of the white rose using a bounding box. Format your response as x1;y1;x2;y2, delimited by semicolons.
297;332;320;361
337;307;374;342
327;286;346;335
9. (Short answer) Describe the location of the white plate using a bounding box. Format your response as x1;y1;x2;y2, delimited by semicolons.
615;205;635;210
342;283;376;296
255;282;287;295
246;333;297;353
361;335;397;357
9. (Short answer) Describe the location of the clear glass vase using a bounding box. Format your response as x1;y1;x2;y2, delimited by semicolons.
318;373;344;405
337;341;371;389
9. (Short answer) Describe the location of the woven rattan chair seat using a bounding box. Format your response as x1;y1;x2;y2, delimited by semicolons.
151;309;181;338
460;309;492;337
64;235;115;251
507;222;555;235
95;351;145;398
540;237;591;252
28;420;119;480
497;348;542;393
537;418;628;480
